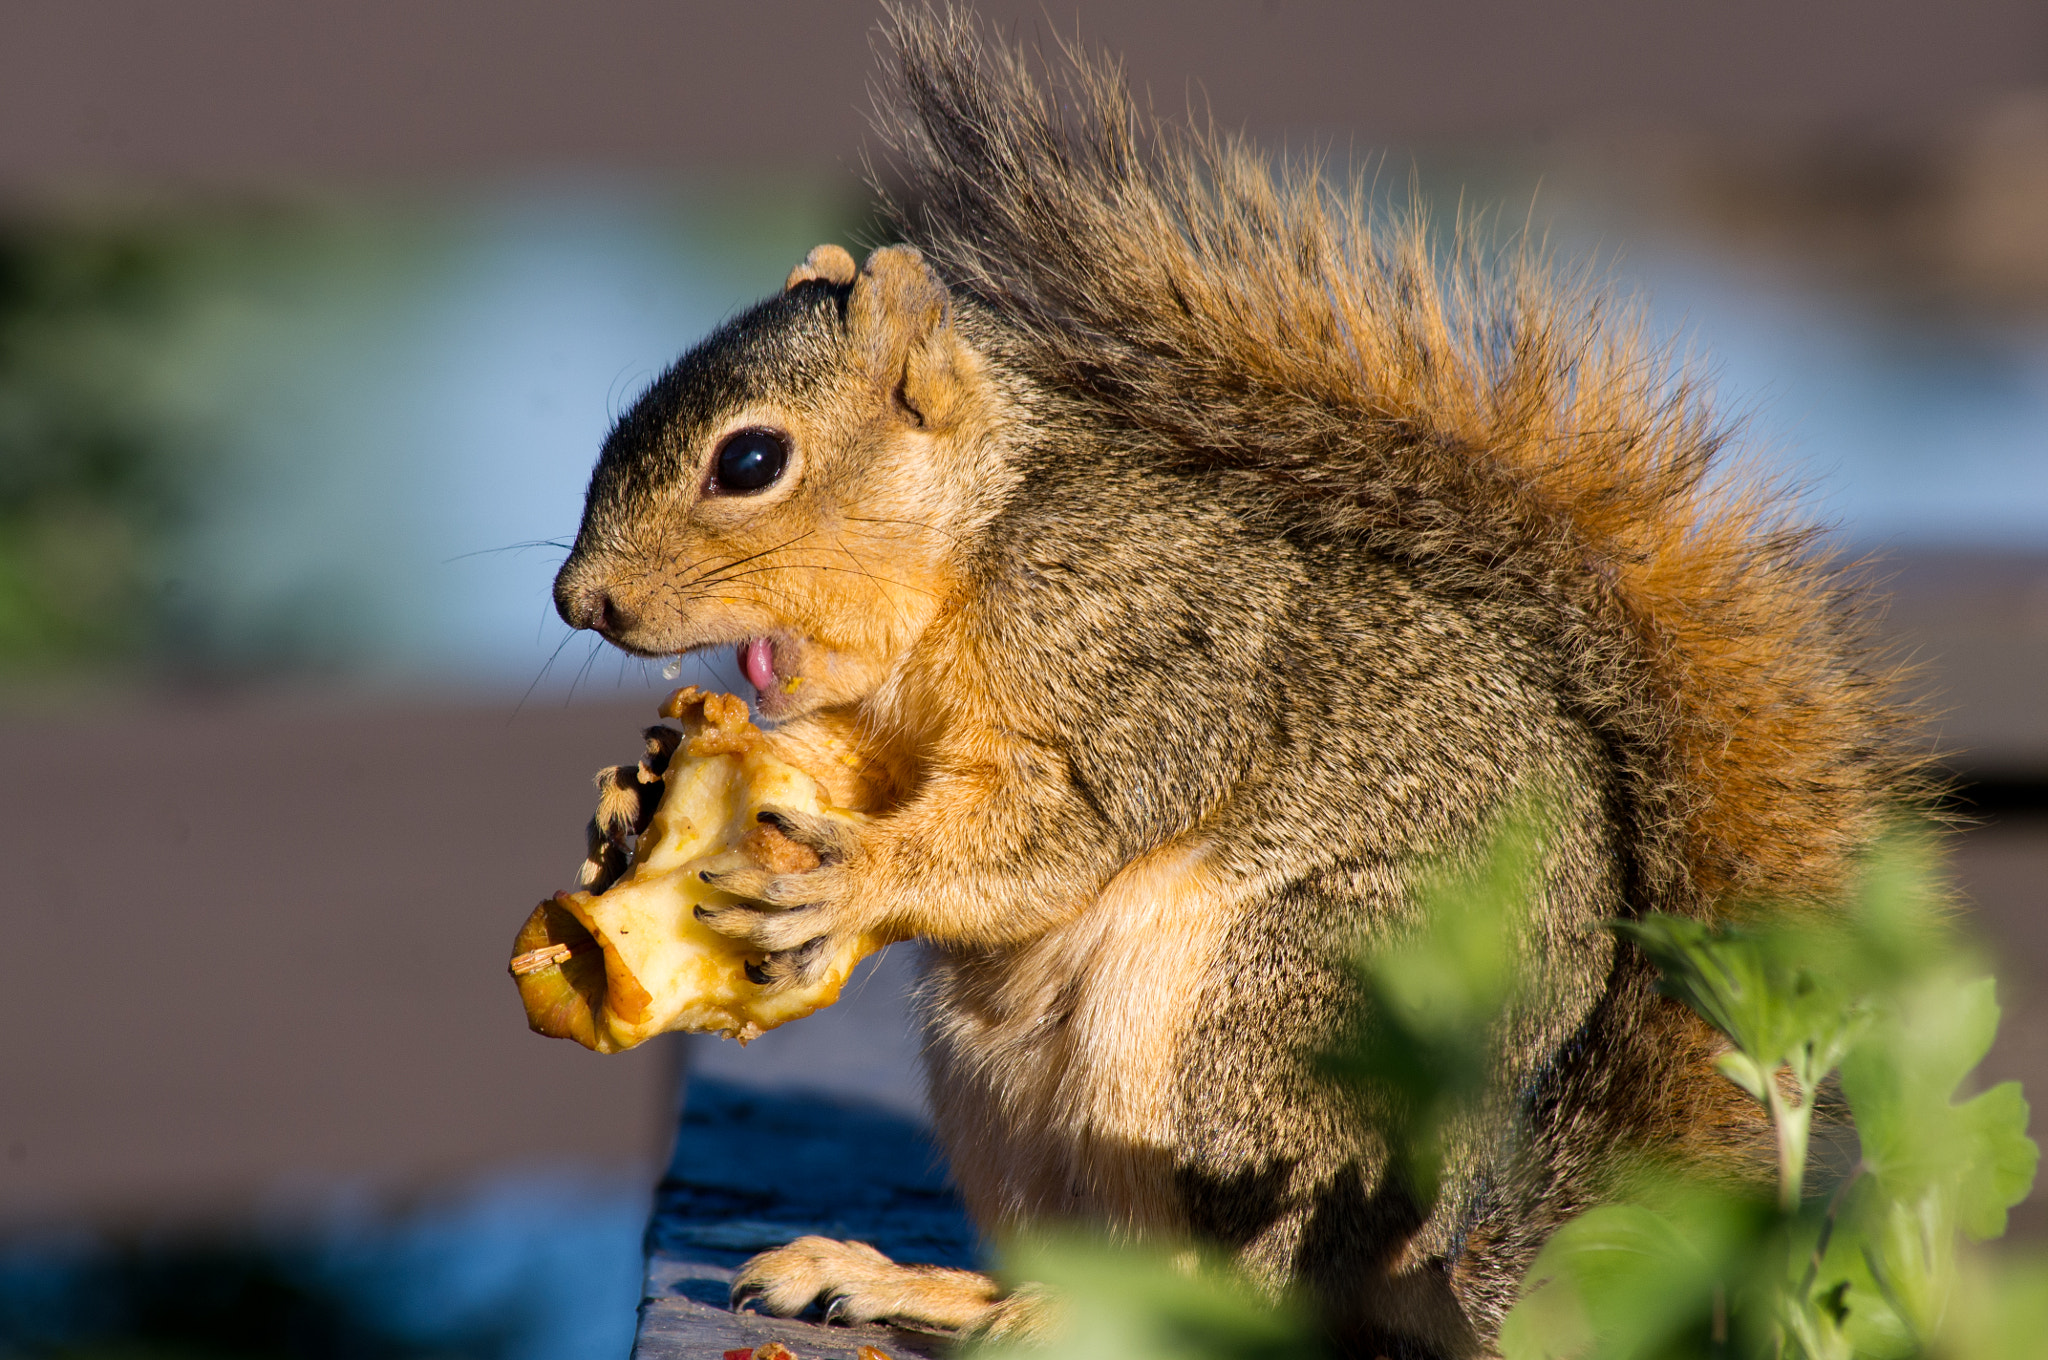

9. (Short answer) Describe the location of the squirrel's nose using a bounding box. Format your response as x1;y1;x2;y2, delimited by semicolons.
555;580;629;636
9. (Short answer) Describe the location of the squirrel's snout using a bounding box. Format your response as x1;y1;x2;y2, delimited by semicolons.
555;577;629;637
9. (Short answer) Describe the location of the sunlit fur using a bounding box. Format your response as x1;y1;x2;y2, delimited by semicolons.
552;8;1926;1356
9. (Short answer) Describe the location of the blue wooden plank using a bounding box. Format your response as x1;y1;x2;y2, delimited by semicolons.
633;1078;978;1360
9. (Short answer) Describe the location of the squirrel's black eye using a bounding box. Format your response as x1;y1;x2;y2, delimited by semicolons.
710;427;790;494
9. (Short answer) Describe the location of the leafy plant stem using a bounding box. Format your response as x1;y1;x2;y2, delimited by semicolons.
1799;1160;1864;1302
1768;1075;1814;1212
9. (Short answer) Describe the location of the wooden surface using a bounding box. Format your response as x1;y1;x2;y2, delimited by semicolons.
2;0;2041;189
1884;550;2048;777
634;944;962;1359
632;1078;972;1360
0;686;680;1228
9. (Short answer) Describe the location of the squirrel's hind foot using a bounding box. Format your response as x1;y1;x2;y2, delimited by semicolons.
730;1236;1046;1338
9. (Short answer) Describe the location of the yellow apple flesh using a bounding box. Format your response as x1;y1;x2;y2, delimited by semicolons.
510;692;879;1052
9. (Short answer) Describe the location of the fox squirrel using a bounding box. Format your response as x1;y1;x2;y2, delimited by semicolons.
549;7;1920;1356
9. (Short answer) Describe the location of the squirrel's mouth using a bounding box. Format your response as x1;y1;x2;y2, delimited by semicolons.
739;636;779;691
736;634;806;714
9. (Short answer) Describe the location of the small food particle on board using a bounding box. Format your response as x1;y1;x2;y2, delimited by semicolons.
715;1344;895;1360
716;1342;895;1359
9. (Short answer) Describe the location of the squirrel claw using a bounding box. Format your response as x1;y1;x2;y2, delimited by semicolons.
697;812;863;951
739;937;832;992
696;896;833;953
697;864;816;907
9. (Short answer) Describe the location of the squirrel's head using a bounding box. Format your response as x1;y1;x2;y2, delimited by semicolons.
553;244;1009;721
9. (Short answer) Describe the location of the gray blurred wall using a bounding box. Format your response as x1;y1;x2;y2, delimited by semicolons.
1;0;2043;190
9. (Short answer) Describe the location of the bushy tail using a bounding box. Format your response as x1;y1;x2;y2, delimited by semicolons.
871;4;1927;913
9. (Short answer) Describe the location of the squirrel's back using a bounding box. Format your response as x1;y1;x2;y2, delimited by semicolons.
874;4;1923;926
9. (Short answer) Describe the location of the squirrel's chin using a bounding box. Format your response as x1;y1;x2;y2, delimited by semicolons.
741;646;800;722
746;679;813;723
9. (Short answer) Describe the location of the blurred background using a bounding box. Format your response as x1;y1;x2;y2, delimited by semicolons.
0;2;2042;1356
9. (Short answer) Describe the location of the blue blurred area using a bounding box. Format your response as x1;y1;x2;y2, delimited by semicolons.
0;1174;646;1359
1623;249;2048;543
137;181;860;690
8;175;2039;691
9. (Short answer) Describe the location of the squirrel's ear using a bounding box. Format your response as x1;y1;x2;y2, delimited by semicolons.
847;245;967;430
784;244;857;291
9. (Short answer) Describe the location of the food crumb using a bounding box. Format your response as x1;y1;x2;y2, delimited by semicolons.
507;942;573;976
740;822;822;875
688;714;762;758
660;685;710;721
856;1348;896;1360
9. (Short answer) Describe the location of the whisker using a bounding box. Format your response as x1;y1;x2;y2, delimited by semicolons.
565;636;605;706
685;530;821;590
844;514;968;544
510;629;582;726
689;578;810;614
831;532;920;631
443;537;576;565
652;549;729;588
695;562;939;598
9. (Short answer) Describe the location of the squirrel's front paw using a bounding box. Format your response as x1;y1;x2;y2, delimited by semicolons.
696;807;865;959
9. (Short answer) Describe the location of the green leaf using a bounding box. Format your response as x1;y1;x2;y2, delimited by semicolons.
1611;915;1864;1097
1512;834;2039;1360
1937;1252;2048;1357
1715;1051;1773;1104
1803;1182;1917;1358
1501;1195;1776;1360
967;1234;1307;1360
1862;1187;1955;1344
1841;975;2039;1225
1323;805;1546;1195
1825;974;2038;1346
1953;1081;2036;1242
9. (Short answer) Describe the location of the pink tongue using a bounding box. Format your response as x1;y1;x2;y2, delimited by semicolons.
741;637;776;691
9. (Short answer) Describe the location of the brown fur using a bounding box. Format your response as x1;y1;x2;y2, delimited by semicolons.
549;8;1924;1356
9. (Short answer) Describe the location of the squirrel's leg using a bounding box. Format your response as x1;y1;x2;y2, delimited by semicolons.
576;726;682;891
730;1237;1055;1340
697;729;1130;954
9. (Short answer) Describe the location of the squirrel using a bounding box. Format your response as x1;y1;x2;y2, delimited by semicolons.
549;7;1921;1356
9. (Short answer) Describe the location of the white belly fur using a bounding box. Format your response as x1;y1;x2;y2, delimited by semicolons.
917;839;1239;1239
